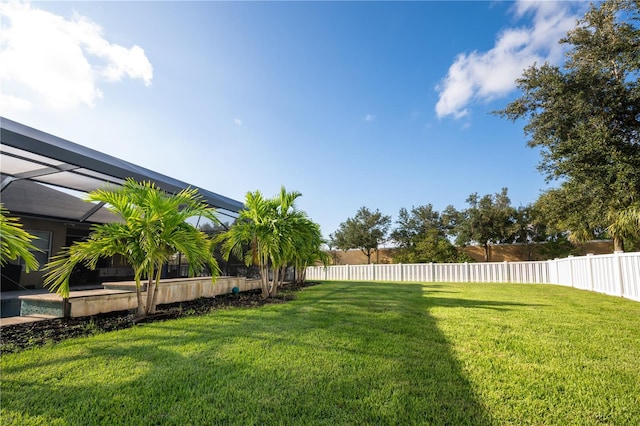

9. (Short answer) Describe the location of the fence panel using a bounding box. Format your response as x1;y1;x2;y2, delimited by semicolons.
305;251;639;302
570;256;591;291
591;255;618;296
619;254;640;301
508;261;548;283
375;264;401;282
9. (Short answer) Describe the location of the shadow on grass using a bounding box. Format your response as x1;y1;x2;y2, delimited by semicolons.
0;281;539;425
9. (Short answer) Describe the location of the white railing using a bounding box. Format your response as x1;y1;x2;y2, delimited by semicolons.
306;252;640;302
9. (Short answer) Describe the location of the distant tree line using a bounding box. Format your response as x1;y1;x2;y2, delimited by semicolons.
330;184;638;264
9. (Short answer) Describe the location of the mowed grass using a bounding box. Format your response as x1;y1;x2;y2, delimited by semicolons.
1;282;639;425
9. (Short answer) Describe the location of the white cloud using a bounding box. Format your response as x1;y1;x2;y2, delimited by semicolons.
0;93;32;112
0;2;153;113
435;0;580;119
364;114;375;122
234;118;242;125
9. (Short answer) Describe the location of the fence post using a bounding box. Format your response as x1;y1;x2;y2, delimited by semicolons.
504;261;510;283
399;263;403;282
613;251;625;297
586;254;594;292
568;256;575;288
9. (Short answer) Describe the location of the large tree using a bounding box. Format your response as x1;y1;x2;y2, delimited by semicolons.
511;204;548;261
44;179;220;317
451;188;516;262
332;207;391;264
391;205;442;250
498;0;640;251
390;204;468;263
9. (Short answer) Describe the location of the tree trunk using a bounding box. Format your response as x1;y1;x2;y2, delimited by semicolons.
144;272;154;315
278;266;286;288
483;244;490;262
260;264;269;299
135;277;145;318
613;236;624;252
270;268;279;298
149;268;162;315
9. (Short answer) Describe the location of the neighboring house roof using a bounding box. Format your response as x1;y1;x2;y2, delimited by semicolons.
0;117;244;223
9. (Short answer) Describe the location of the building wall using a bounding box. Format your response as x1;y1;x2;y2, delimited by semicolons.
462;241;614;262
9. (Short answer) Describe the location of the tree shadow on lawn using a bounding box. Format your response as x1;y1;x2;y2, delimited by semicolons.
1;281;541;425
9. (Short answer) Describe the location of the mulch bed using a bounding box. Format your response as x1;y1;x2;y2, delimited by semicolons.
1;281;318;354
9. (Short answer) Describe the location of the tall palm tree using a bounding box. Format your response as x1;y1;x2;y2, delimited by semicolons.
217;187;324;298
269;187;302;295
0;204;40;272
218;190;274;299
44;179;220;317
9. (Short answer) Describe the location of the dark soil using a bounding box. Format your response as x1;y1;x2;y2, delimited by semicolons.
1;281;318;355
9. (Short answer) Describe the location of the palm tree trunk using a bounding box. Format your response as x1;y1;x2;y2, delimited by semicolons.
613;236;624;252
278;265;286;288
149;267;162;314
144;271;154;315
270;267;279;298
135;276;145;317
260;263;269;299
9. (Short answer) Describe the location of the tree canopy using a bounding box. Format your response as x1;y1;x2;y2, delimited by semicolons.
390;205;469;263
497;0;640;251
332;207;391;264
449;188;517;262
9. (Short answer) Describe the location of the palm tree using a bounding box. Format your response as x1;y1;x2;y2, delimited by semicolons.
0;204;40;272
269;187;302;295
217;187;324;298
290;218;327;284
271;187;327;288
44;179;220;317
607;202;640;252
217;190;274;299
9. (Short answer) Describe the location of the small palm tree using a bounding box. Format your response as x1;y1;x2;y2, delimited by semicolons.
44;179;220;317
290;219;327;284
607;203;640;252
0;204;40;272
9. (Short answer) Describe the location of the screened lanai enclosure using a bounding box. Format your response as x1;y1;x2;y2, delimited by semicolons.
0;117;244;291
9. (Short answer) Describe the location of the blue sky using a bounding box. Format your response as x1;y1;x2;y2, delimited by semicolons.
1;1;587;238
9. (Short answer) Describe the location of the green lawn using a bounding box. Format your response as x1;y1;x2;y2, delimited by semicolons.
2;281;639;425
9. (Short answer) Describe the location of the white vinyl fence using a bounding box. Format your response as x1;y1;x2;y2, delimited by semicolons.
306;251;640;302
